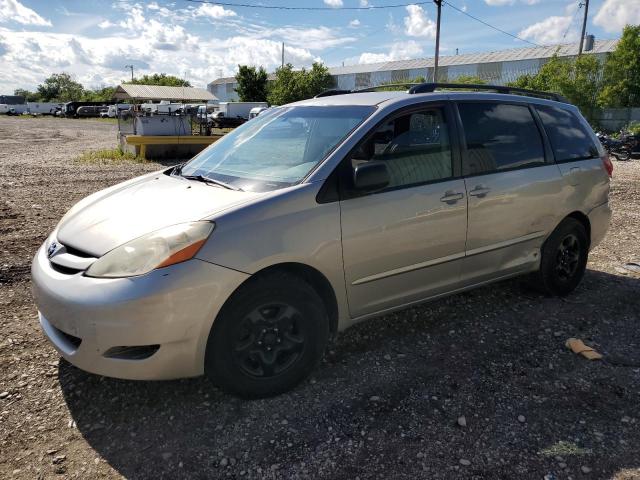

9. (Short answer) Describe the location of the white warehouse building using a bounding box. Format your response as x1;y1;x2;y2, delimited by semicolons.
208;39;617;102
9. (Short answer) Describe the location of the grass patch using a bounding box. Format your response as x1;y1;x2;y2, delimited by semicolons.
539;441;592;457
75;147;145;164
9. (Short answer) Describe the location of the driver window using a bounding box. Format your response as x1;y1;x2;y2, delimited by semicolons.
352;108;453;188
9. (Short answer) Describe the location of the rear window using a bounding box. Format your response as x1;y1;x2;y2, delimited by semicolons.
535;105;598;162
458;102;545;175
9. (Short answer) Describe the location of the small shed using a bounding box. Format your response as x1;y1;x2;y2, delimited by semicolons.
113;84;217;102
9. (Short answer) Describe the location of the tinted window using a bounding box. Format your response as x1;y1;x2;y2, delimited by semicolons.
535;104;598;162
458;103;545;175
351;108;453;188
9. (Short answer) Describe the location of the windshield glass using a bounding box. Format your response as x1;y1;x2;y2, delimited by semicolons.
180;105;375;192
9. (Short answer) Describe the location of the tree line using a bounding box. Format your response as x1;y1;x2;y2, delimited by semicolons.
13;73;191;103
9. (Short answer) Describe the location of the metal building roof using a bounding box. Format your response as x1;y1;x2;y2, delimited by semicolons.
113;84;216;101
329;39;618;75
206;39;618;88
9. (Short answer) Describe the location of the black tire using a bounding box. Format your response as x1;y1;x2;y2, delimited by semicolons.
534;218;589;296
205;272;329;398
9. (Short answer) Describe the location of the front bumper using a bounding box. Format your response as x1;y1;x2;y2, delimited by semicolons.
32;244;248;380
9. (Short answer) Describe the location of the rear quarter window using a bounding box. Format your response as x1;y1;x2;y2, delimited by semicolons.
535;104;598;162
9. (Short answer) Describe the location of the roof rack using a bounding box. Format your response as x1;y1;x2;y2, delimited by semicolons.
314;82;568;103
407;83;568;102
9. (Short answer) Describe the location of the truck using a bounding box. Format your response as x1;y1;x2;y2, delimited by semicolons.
210;102;268;128
101;104;131;118
140;100;184;115
60;101;114;118
1;104;28;115
27;102;63;115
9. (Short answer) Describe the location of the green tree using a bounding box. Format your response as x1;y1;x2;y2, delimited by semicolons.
267;62;334;105
508;54;603;122
125;73;191;87
598;25;640;108
82;86;116;102
13;88;40;102
234;65;268;102
36;73;85;102
452;75;486;84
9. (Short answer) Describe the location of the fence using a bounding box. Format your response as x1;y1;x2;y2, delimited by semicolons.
595;108;640;131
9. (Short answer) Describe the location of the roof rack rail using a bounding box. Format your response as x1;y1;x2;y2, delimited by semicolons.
407;82;568;103
314;89;352;98
314;82;568;103
314;83;421;98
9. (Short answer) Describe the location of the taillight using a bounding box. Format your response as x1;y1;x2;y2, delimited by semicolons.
601;154;613;177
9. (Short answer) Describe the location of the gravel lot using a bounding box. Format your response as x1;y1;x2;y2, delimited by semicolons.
1;116;640;480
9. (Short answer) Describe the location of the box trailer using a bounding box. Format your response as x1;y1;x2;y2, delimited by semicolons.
27;103;62;115
210;102;268;127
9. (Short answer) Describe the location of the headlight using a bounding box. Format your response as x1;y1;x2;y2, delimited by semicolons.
85;222;214;278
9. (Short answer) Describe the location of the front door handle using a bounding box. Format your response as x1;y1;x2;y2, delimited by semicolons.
469;186;491;197
440;191;464;204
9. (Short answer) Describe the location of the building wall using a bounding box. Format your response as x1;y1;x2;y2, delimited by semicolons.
209;51;612;98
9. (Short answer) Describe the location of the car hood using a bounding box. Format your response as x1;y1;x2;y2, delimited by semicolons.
57;172;262;257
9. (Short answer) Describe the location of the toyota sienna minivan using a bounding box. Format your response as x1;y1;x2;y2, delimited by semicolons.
32;84;612;397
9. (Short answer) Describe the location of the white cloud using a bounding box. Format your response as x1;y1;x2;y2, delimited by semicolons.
359;0;370;6
349;19;361;28
484;0;540;4
0;0;51;27
404;5;436;38
194;4;237;20
98;20;114;29
356;40;423;64
518;14;577;44
0;3;326;93
324;0;343;7
594;0;640;33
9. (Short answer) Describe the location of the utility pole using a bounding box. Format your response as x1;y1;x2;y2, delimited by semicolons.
281;42;285;68
433;0;442;83
578;0;589;55
125;64;134;82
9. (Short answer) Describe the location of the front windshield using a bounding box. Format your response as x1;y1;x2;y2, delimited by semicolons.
181;105;375;192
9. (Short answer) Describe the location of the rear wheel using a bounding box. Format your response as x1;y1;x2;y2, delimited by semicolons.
205;272;329;398
534;218;589;296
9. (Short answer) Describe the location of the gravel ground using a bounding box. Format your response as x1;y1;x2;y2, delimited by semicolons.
1;116;640;480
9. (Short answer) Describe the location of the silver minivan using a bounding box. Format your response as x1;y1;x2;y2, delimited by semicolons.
32;84;612;397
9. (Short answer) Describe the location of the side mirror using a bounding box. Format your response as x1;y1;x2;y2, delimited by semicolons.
353;161;389;191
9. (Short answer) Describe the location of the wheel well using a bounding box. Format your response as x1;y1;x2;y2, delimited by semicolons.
566;211;591;247
247;263;339;338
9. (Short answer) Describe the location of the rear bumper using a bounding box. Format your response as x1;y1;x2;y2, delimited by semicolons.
31;243;248;380
588;202;612;250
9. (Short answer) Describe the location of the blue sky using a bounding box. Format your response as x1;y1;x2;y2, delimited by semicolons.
0;0;636;92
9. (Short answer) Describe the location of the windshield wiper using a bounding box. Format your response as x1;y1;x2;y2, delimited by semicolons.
181;174;243;191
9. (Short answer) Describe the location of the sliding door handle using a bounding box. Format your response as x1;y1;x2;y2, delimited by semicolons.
440;191;464;204
469;186;491;197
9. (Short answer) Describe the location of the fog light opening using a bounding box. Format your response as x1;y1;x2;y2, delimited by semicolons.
103;345;160;360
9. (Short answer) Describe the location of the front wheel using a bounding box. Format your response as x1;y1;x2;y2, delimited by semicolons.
533;218;589;296
613;150;631;161
205;272;329;398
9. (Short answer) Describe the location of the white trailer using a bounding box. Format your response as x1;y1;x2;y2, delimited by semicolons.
27;102;62;115
217;102;268;120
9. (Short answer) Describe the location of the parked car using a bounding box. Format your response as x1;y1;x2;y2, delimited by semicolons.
32;84;612;398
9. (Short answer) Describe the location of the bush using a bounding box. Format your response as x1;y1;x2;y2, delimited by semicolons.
75;147;143;164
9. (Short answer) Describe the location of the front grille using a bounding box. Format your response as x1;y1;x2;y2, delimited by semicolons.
48;242;97;275
103;345;160;360
50;263;80;275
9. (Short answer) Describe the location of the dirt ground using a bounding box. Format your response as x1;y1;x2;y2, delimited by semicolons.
1;116;640;480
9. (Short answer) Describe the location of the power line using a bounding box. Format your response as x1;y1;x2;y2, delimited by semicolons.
562;2;582;41
442;1;542;47
186;0;544;48
184;0;433;10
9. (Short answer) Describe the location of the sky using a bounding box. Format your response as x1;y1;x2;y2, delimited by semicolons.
0;0;637;93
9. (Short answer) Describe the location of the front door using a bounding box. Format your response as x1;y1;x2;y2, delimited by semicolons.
339;104;468;318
